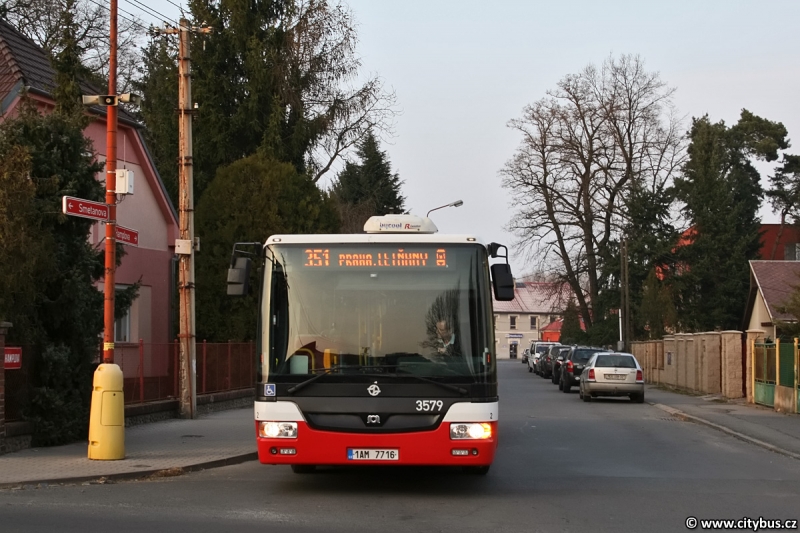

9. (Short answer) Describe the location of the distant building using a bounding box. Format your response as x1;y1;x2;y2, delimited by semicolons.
540;319;563;343
492;281;566;359
759;224;800;261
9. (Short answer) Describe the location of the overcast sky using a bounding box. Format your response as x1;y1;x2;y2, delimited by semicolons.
142;0;800;275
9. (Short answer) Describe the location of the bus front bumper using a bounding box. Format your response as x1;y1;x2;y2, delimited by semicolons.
255;421;498;467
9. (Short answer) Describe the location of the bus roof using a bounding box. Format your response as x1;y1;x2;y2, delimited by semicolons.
264;214;487;246
264;234;486;246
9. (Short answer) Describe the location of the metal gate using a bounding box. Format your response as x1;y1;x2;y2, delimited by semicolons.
753;342;775;407
797;344;800;414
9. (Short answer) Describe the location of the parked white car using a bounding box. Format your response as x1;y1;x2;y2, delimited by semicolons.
528;341;559;374
579;352;645;403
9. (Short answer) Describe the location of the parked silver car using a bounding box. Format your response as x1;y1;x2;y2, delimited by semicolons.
579;352;645;403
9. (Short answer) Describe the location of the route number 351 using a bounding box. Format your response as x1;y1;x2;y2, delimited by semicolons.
416;400;443;411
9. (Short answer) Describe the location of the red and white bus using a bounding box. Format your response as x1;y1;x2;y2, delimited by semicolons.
227;214;514;474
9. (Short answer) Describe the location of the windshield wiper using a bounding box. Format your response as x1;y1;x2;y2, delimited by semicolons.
286;367;336;395
285;364;396;395
397;373;468;395
357;372;468;396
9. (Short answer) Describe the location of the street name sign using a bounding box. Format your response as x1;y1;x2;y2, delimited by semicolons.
116;225;139;247
62;196;108;221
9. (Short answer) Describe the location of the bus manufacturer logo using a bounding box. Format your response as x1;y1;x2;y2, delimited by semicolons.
367;415;381;424
367;383;381;396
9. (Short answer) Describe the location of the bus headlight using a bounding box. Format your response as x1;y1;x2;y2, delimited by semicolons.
450;423;492;440
259;422;298;438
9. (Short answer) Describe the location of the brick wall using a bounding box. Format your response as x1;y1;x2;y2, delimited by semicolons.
633;330;744;398
721;331;744;398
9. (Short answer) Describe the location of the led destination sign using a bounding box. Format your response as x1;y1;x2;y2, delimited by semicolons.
303;248;448;269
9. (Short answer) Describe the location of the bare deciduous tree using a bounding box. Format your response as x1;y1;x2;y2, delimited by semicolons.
3;0;146;93
501;54;684;328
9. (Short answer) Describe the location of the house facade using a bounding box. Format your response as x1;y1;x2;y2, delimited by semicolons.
744;260;800;340
493;281;564;359
0;19;179;356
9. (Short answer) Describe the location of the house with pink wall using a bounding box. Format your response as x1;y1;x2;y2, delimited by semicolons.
0;19;179;355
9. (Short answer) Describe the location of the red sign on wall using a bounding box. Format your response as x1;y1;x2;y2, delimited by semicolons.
4;346;21;370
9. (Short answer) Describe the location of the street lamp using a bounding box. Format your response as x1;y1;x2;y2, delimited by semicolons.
426;199;464;217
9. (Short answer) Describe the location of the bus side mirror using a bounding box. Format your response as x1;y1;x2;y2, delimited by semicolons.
488;242;507;259
227;257;252;296
491;263;514;301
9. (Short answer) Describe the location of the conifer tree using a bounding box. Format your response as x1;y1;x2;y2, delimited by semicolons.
559;300;584;345
330;132;405;231
674;110;788;331
0;10;138;444
765;154;800;259
194;153;340;341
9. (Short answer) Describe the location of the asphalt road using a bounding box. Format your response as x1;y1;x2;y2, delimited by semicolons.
1;361;799;533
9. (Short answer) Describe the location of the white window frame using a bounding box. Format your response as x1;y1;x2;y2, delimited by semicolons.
114;285;132;343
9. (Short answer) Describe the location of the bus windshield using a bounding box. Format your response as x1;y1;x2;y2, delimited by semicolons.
261;243;495;383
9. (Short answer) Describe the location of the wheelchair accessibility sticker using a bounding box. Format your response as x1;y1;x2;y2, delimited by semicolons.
264;384;276;396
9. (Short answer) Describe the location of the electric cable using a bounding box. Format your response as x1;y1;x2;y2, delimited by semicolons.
83;0;153;34
124;0;180;26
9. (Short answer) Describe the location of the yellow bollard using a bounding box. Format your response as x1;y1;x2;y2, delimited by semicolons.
87;363;125;460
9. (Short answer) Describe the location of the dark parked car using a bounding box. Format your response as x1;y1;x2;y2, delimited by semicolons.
530;342;558;375
550;346;572;385
560;346;605;393
540;344;567;379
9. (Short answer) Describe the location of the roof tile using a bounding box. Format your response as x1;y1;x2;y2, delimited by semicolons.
749;261;800;321
0;18;138;124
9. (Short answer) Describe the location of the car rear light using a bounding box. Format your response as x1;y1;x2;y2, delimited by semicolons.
636;370;643;382
588;368;595;381
566;360;574;373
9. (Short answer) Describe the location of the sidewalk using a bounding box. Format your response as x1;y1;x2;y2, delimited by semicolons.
0;407;256;489
646;385;800;460
0;388;798;489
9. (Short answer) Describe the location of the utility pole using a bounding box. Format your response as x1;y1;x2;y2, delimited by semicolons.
103;0;119;366
85;0;126;460
155;19;212;419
